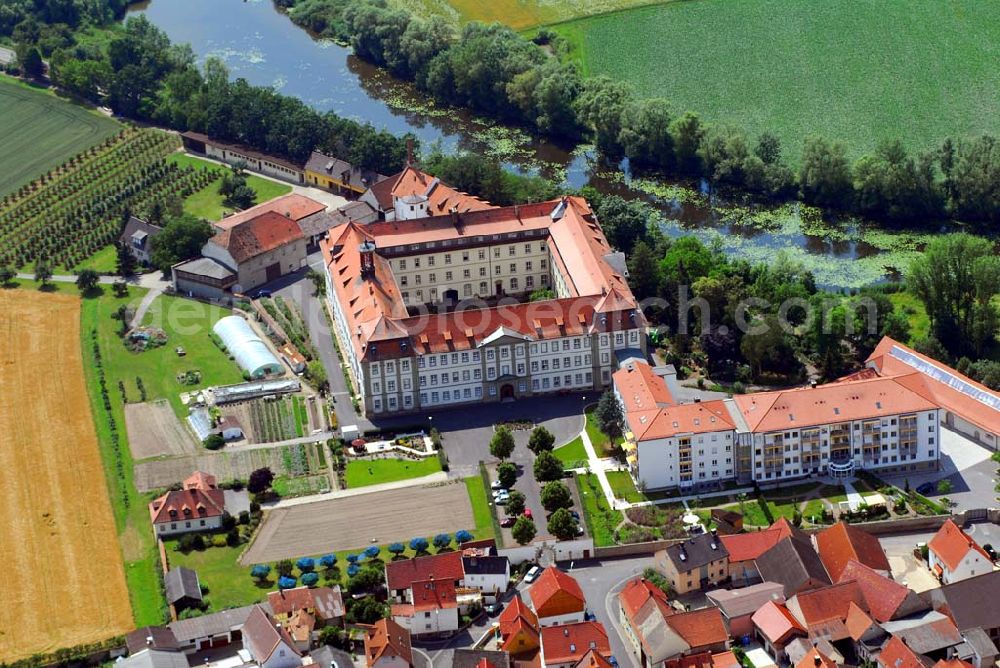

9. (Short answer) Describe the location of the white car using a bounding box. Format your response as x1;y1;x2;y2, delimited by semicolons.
491;479;504;490
495;493;510;505
492;488;509;498
524;566;542;583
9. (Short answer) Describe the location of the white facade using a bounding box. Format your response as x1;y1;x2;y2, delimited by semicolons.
635;429;736;491
462;570;510;597
929;545;993;584
371;656;410;668
537;610;586;628
154;515;223;536
203;143;304;184
395;607;459;636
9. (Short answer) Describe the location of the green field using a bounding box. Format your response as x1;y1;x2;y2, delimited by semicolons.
0;76;120;197
395;0;660;29
554;0;1000;161
554;436;588;469
166;153;292;220
345;456;443;488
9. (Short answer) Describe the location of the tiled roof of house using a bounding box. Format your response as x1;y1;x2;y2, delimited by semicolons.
878;635;929;668
928;519;991;572
627;400;735;441
613;361;674;414
164;567;202;605
666;607;729;649
148;486;227;525
660;531;730;572
365;618;413;666
786;581;868;640
881;612;962;656
411;578;458;612
242;605;300;664
706;581;785;619
498;594;540;655
528;567;586;617
755;534;831;597
118;649;191;668
213;193;326;230
120;215;162;248
752;600;805;645
387;166;494;216
462;555;509;576
816;522;891;581
575;648;615;668
664;651;715;668
720;528;786;563
844;602;878;641
266;585;344;621
452;649;512;668
619;578;673;623
795;647;838;668
304;151;386;192
711;651;742;668
181;131;305;173
385;550;464;592
125;627;180;655
540;622;610;666
838;560;927;622
924;570;1000;631
210;211;304;264
933;660;974;668
286;608;315;644
733;375;939;433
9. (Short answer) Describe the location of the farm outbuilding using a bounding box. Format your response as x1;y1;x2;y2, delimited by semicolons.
212;316;282;379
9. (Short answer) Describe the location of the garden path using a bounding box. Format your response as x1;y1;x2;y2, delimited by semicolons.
263;470;449;509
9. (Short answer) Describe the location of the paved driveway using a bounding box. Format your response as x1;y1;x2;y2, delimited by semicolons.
879;524;1000;592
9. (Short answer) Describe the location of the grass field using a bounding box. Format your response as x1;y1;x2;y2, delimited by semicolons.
167;153;292;220
0;76;120;197
554;436;588;468
395;0;660;29
576;473;622;547
345;456;443;487
553;0;1000;161
0;290;133;661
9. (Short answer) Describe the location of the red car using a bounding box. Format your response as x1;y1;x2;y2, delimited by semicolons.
523;508;533;519
500;516;516;527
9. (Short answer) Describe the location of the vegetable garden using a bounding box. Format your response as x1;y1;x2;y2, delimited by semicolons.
0;128;217;269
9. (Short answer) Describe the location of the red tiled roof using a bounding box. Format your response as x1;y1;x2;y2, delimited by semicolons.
752;601;805;645
266;586;344;621
385;550;464;591
619;578;673;624
838;560;915;623
712;651;742;668
665;607;729;648
499;594;540;654
789;581;868;628
844;601;876;641
210;211;304;263
242;605;301;664
540;622;610;666
769;518;799;540
929;519;991;572
878;635;925;668
365;618;413;666
933;659;974;668
665;651;715;668
733;375;938;432
816;522;891;581
576;648;615;668
388;166;494;216
627;400;735;441
720;528;786;563
795;647;838;668
184;471;217;490
613;361;674;414
214;193;326;230
411;578;457;611
528;567;586;618
148;487;227;525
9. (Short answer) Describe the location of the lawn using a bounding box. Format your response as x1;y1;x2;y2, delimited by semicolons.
554;436;588;469
166;476;494;611
585;405;621;456
0;75;120;197
888;291;930;344
606;470;643;504
167;153;292;220
345;456;443;488
576;473;622;547
553;0;1000;162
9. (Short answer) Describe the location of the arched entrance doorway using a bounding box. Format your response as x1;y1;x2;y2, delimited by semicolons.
500;384;515;399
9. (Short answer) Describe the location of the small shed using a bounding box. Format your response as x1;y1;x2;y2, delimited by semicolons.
216;415;244;441
164;567;203;611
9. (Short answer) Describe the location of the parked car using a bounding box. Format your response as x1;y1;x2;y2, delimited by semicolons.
917;482;936;495
485;602;503;616
491;479;504;490
524;566;542;583
500;516;516;528
984;544;997;561
492;488;509;498
570;510;580;521
495;494;510;506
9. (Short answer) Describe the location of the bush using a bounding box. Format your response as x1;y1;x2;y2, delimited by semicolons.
278;575;297;589
176;533;205;552
276;559;295;578
203;433;225;450
455;529;473;544
221;513;237;530
211;535;227;548
297;557;316;572
320;554;337;569
301;572;320;587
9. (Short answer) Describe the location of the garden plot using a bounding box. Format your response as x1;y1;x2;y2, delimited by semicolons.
125;400;198;459
133;442;326;492
226;396;307;443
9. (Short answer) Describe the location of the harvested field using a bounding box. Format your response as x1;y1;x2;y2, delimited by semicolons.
134;442;326;492
0;291;132;661
125;399;198;459
241;481;474;564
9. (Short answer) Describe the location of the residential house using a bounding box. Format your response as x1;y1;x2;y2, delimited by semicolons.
242;605;301;668
180;131;306;184
359;165;493;222
117;649;191;668
452;649;512;668
386;551;464;603
952;628;999;668
838;560;928;622
216;415;245;441
364;618;413;668
576;648;616;668
148;471;248;537
665;608;731;655
751;600;806;664
462;553;511;602
655;531;730;594
171;256;237;302
164;567;203;612
794;646;840;668
933;661;974;668
880;611;963;663
304;150;387;197
784;580;870;643
924;571;1000;648
877;635;929;668
126;627;181;656
719;528;787;587
497;594;541;657
267;586;345;626
619;578;677;666
528;567;587;627
928;519;994;584
844;602;886;663
540;622;611;668
200;211;308;294
662;651;742;668
210;192;330;246
285;609;315;652
706;581;785;639
755;533;832;598
815;522;891;581
392;578;460;637
119;215;162;265
166;605;257;653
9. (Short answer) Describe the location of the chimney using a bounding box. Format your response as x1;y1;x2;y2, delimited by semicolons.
814;656;822;667
359;240;377;279
406;137;414;167
811;381;818;388
146;636;153;646
694;398;701;403
450;206;460;227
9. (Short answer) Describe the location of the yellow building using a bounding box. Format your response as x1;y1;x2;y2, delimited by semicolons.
304;150;386;196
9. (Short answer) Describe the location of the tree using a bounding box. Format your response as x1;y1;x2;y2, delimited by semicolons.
306;360;328;392
247;467;275;494
297;557;316;572
433;533;452;550
115;241;137;277
388;542;406;557
149;215;213;272
19;45;44;78
937;479;953;495
533;451;563;483
0;265;15;286
669;111;705;174
627;241;662;302
319;554;337;570
203;433;225;451
511;515;536;545
528;426;555;455
348;596;387;624
250;564;271;582
547;508;580;540
541;481;572;512
490;426;515;460
497;462;517;489
799;136;854;209
409;536;429;553
276;559;294;577
908;234;1000;357
455;529;473;544
594;391;623;440
306;268;326;296
301;572;319;587
34;261;52;287
278;576;297;590
363;545;380;560
506;490;526;516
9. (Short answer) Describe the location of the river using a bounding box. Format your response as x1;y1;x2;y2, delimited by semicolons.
128;0;929;288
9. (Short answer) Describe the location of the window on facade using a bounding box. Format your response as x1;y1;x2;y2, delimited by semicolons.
510;277;519;290
399;259;407;270
525;261;533;271
479;281;487;292
445;254;452;264
526;276;534;288
509;246;516;256
463;269;471;279
495;266;501;275
478;250;485;260
445;271;453;281
429;273;436;283
463;251;469;261
400;276;408;286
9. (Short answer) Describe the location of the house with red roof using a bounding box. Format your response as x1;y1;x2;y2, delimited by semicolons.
719;528;786;586
928;519;994;584
528;567;587;627
816;522;891;581
391;578;459;637
752;600;806;664
497;594;540;657
201;210;307;294
540;621;611;668
795;646;839;668
837;560;927;622
618;578;676;663
877;635;927;668
266;585;344;626
785;580;870;642
385;551;465;603
148;471;242;536
241;605;301;668
364;618;413;668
